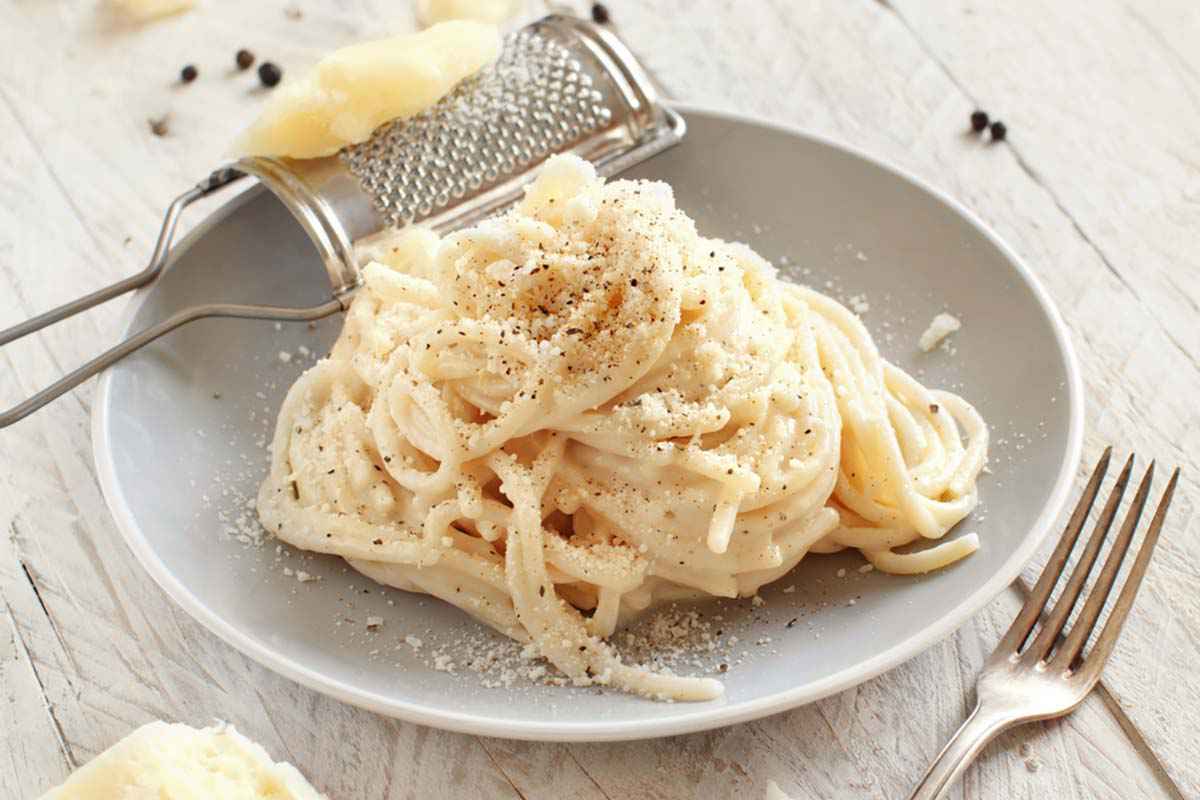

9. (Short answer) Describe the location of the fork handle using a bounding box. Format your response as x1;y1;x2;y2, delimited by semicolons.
907;703;1016;800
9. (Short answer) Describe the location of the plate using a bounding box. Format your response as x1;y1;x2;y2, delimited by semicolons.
93;105;1083;741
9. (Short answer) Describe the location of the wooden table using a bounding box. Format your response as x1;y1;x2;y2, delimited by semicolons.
2;1;1197;797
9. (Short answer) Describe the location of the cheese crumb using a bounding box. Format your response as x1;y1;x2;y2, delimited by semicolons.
236;22;501;159
113;0;195;22
918;312;961;352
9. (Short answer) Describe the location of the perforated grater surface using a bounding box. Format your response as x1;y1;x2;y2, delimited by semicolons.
0;15;682;427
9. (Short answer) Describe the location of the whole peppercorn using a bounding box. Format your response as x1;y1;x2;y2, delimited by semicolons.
180;64;198;83
591;3;610;24
258;62;283;88
990;121;1007;141
970;110;988;132
236;49;255;70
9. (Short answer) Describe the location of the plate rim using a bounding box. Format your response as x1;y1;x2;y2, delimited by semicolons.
92;101;1086;742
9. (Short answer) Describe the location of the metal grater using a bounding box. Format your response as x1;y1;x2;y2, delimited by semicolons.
0;15;681;428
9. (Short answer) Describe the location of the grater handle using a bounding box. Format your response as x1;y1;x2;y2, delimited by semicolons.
0;297;345;429
0;166;347;429
0;168;245;348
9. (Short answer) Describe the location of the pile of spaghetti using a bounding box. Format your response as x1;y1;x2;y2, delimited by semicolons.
258;155;987;701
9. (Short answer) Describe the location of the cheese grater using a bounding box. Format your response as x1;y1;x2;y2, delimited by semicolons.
0;15;682;428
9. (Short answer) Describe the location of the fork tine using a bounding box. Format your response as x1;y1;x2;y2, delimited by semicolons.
1049;462;1155;671
1080;468;1180;673
1020;453;1135;664
994;447;1112;655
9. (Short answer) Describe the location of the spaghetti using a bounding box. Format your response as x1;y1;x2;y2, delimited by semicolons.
258;155;988;701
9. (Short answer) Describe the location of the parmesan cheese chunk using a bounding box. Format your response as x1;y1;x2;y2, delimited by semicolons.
235;21;501;160
39;721;325;800
113;0;195;21
918;312;961;352
416;0;525;26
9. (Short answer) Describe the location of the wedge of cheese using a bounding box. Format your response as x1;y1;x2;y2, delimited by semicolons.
235;21;501;160
39;721;325;799
113;0;195;22
415;0;525;26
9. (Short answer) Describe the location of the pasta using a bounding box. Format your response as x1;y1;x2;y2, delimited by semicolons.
257;155;988;701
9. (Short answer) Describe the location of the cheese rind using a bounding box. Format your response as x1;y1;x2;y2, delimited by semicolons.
39;721;326;800
235;21;501;160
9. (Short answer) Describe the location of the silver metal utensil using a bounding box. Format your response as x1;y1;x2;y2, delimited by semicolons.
0;15;681;429
907;448;1180;800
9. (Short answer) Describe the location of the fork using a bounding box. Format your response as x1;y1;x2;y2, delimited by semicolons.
907;448;1181;800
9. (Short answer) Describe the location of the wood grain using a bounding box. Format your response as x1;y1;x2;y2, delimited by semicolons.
0;0;1194;798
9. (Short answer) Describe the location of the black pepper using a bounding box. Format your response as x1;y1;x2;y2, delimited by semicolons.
180;64;198;83
990;120;1007;141
148;116;169;137
970;109;989;132
236;49;256;70
258;61;283;88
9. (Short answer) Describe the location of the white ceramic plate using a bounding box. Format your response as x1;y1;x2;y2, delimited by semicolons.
93;105;1083;741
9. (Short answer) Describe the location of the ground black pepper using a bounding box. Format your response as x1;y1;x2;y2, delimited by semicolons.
180;64;198;83
970;109;989;132
236;49;255;70
990;120;1007;141
591;3;610;24
258;61;283;88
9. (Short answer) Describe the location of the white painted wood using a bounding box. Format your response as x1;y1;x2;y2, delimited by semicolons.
0;0;1194;798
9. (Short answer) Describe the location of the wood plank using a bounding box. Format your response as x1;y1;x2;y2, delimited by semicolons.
0;586;73;799
874;3;1200;796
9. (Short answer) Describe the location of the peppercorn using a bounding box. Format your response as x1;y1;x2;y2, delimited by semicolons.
591;3;610;24
258;61;283;88
970;110;988;132
180;64;198;83
236;49;255;70
990;120;1007;141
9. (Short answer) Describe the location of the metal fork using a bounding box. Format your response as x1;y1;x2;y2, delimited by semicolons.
907;448;1180;800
